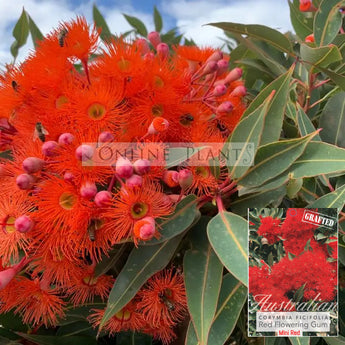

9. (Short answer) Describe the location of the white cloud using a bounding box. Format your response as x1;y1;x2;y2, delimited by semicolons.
161;0;293;48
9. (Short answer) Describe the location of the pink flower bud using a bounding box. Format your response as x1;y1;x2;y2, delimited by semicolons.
64;172;75;182
115;157;133;179
231;85;246;97
213;84;227;97
224;67;243;84
133;217;155;241
217;59;229;75
58;133;74;145
133;159;151;175
75;144;94;161
216;101;234;114
206;50;223;62
148;31;161;48
203;61;218;76
163;170;179;187
98;131;114;143
42;141;59;157
144;52;155;61
135;38;150;54
94;190;112;207
178;169;193;189
126;174;143;188
157;43;169;60
80;181;97;200
22;157;45;174
0;267;17;290
14;215;34;233
16;174;35;190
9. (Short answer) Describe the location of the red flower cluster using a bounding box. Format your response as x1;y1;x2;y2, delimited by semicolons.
0;17;246;340
250;209;338;310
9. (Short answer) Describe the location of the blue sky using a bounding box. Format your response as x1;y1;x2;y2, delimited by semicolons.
0;0;293;65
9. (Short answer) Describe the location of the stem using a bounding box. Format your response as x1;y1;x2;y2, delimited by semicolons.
216;194;225;213
321;174;334;192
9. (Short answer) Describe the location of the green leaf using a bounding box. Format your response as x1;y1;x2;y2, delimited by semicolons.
123;14;148;37
289;337;310;345
208;274;247;345
16;334;97;345
28;15;43;47
184;217;223;345
116;332;152;345
308;183;345;207
153;6;163;32
185;322;199;345
288;0;313;40
318;66;345;91
100;234;184;329
238;132;317;188
290;142;345;178
314;0;345;46
324;336;345;345
296;105;321;140
208;22;293;54
231;185;287;215
242;66;294;145
300;44;342;68
56;321;94;337
93;5;113;42
320;92;345;147
225;90;274;179
238;172;289;196
11;8;29;59
143;195;199;245
207;211;248;285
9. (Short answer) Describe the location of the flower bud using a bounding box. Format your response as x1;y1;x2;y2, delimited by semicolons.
58;133;74;145
144;52;155;61
203;61;218;76
217;59;229;75
133;217;155;241
75;144;94;161
148;31;161;48
230;85;246;97
80;181;97;200
178;169;193;189
98;131;114;143
163;170;179;187
15;215;34;233
126;174;143;188
63;172;75;182
133;159;151;175
216;101;234;114
224;67;242;84
115;157;133;179
213;84;227;97
261;237;269;245
135;38;150;54
148;117;169;135
157;43;169;60
206;50;223;63
94;190;112;207
16;174;35;190
22;157;45;174
0;267;17;290
42;141;59;157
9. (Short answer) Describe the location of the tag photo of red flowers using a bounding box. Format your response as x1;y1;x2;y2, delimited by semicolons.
248;208;338;337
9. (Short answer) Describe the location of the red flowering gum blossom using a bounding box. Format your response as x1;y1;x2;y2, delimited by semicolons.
305;34;315;43
257;216;281;244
